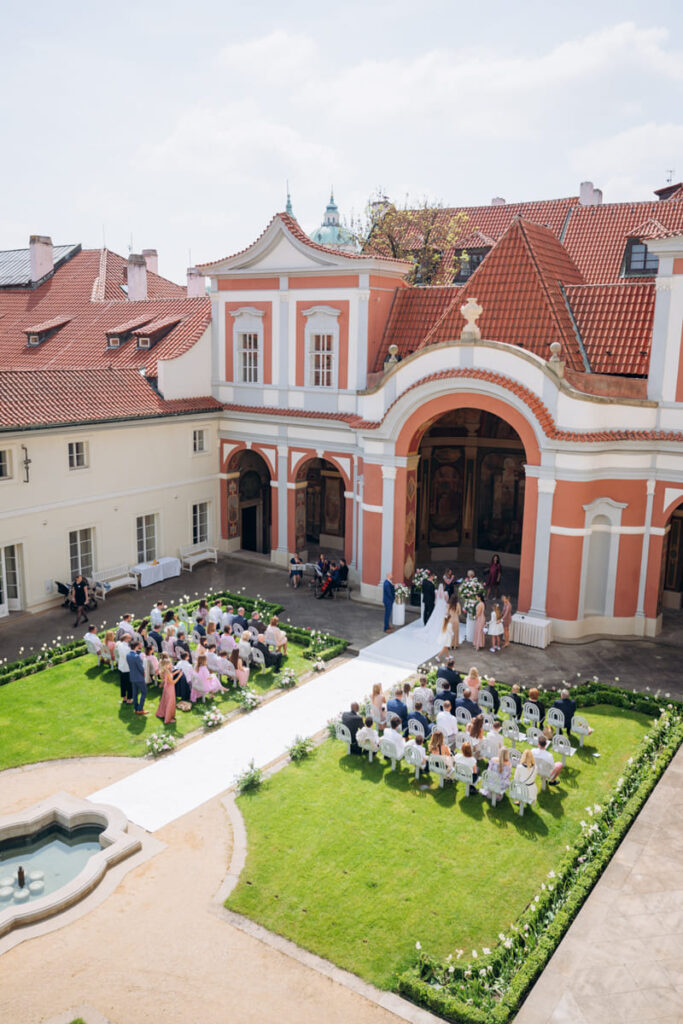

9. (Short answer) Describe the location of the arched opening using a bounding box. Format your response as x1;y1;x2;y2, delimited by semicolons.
415;409;526;567
228;450;272;554
661;502;683;611
296;458;345;556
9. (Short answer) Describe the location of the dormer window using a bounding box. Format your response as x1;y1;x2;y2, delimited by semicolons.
625;238;659;276
105;316;156;350
454;248;489;282
107;334;121;349
137;335;151;350
27;334;41;347
24;316;71;348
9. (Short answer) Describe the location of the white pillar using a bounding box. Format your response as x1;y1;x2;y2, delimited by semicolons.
529;478;556;617
380;465;397;580
635;479;656;631
275;444;289;561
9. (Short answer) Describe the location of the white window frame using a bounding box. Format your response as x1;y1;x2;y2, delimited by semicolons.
68;440;89;471
0;449;13;481
136;513;158;563
69;526;95;579
577;498;627;620
192;501;210;546
230;307;264;385
303;306;340;389
192;428;208;455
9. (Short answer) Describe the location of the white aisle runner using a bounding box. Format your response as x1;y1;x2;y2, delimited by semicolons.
89;620;434;832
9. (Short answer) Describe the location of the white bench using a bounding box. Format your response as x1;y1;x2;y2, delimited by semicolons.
179;543;218;572
92;566;139;600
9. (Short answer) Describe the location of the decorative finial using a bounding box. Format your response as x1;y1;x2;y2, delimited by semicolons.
285;181;294;218
384;343;400;370
460;297;483;341
548;340;565;378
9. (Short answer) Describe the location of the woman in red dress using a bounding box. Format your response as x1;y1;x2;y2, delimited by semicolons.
485;554;502;599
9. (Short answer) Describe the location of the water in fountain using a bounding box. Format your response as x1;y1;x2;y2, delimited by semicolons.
0;823;104;905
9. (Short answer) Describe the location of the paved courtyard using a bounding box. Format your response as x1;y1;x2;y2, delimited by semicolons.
1;553;683;699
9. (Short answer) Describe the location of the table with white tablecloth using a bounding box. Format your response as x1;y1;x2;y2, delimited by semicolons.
510;613;553;649
133;557;181;587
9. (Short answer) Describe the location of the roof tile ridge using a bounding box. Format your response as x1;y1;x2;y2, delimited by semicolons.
90;248;108;303
516;219;585;369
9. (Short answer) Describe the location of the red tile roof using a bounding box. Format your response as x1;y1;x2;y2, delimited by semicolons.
0;247;211;377
377;286;461;368
0;369;221;430
199;212;413;269
23;315;72;335
565;282;654;375
414;219;587;371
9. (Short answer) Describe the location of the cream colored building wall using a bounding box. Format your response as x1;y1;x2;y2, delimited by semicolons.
0;413;220;615
157;326;212;399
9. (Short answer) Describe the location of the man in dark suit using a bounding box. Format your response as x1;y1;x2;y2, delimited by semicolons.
483;677;500;714
248;611;265;633
126;640;148;715
436;657;461;690
408;700;432;738
341;702;364;754
174;630;191;656
383;572;395;632
551;688;576;731
510;684;523;719
455;688;482;717
436;681;458;717
149;625;164;652
233;607;249;630
254;634;282;673
386;688;408;733
422;573;436;625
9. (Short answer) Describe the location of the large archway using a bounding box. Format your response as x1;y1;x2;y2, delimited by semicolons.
415;408;526;567
227;450;272;554
295;458;345;556
660;501;683;611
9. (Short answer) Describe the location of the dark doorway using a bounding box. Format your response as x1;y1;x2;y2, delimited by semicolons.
241;506;258;551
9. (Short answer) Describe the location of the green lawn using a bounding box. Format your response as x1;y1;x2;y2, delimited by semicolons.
228;705;651;989
0;644;312;770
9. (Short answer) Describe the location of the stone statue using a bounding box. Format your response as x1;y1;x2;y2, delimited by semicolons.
460;297;483;341
17;866;25;888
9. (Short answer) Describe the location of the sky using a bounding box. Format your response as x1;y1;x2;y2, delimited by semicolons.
1;0;682;282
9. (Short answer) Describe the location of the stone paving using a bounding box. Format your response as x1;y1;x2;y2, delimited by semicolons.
2;553;683;699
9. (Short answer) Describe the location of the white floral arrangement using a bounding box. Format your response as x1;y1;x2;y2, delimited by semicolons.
237;688;261;711
458;575;485;617
279;668;297;689
146;731;176;756
394;582;411;603
202;704;224;728
313;658;326;672
413;568;436;591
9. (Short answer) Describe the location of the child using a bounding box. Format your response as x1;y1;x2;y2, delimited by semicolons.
489;604;503;652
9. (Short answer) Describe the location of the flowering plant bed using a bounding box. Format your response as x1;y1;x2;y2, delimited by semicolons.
236;688;261;712
227;680;681;1016
279;668;298;690
146;731;177;756
202;705;224;728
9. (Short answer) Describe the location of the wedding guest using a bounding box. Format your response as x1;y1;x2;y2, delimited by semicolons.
483;675;500;713
408;699;432;738
481;746;511;799
485;554;502;599
463;666;482;701
386;686;408;733
486;718;505;757
510;683;523;719
437;657;461;690
190;653;226;702
382;715;405;759
534;735;562;784
465;714;485;757
404;733;428;769
371;682;386;728
254;634;283;673
356;716;379;752
143;644;160;686
127;640;148;716
104;629;116;666
412;675;434;716
222;605;236;629
265;615;288;655
402;681;414;712
473;598;486;651
289;553;304;588
436;700;457;747
527;687;546;725
488;604;503;653
455;741;479;794
341;702;364;755
150;601;165;629
116;613;135;640
84;624;102;659
174;650;193;701
501;595;513;648
156;653;176;724
219;626;237;655
513;749;538;805
428;729;452;768
455;687;482;718
229;647;250;688
116;634;133;704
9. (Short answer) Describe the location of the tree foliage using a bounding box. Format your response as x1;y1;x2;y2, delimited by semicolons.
352;191;470;285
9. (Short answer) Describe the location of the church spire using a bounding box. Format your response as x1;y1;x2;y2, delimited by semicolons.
285;182;295;219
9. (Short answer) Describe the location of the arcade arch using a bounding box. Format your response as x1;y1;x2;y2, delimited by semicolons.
295;458;345;555
226;449;272;554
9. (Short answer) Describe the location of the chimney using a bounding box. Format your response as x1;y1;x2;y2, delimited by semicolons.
127;253;148;301
29;235;53;283
186;267;206;298
142;248;158;275
491;197;506;206
579;181;602;206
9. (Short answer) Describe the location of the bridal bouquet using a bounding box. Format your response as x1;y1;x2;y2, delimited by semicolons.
459;576;485;617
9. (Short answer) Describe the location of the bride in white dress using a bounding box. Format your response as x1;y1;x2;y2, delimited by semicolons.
421;584;449;646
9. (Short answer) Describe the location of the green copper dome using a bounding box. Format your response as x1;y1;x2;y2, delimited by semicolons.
310;191;357;250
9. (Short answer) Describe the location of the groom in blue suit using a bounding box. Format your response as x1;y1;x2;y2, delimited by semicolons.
383;572;395;632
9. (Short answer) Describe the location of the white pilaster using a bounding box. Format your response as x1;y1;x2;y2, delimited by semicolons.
276;444;289;554
529;478;556;617
635;479;656;630
380;464;397;580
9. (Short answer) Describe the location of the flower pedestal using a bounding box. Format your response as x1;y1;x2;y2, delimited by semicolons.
392;601;406;627
465;615;476;644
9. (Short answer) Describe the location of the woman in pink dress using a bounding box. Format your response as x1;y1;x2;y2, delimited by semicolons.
473;599;486;650
156;654;177;724
229;648;250;688
501;595;512;648
190;653;226;703
464;666;482;701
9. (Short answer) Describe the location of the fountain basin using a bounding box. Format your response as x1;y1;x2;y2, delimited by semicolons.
0;792;141;940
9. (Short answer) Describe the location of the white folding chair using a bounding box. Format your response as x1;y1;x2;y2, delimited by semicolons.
335;722;353;755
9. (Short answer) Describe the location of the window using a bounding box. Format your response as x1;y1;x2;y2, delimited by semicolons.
192;429;207;454
0;450;11;479
69;527;94;578
192;502;209;545
136;514;157;562
68;441;88;470
454;248;489;282
625;238;659;276
310;333;334;387
238;332;259;383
